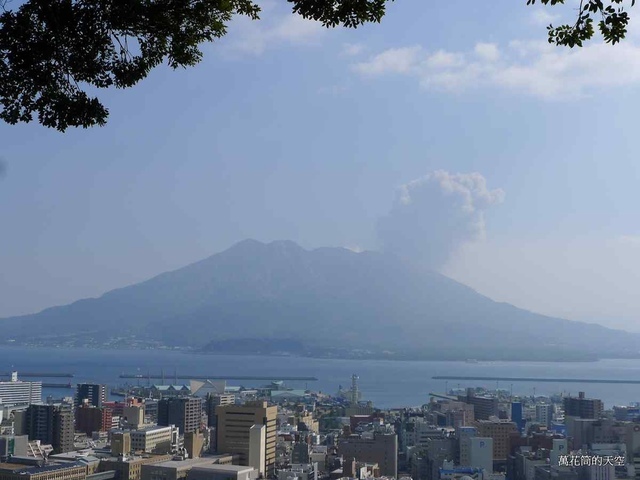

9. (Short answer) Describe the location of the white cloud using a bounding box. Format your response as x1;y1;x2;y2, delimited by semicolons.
378;170;504;269
474;43;500;62
343;43;365;56
353;46;423;76
529;9;561;26
352;39;640;99
223;9;324;55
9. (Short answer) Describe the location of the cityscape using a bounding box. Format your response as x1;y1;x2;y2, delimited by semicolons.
0;369;637;480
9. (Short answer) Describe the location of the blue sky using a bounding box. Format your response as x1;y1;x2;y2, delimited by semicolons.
2;0;640;330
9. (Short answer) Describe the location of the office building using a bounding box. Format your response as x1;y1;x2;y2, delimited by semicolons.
123;406;145;429
184;431;205;459
216;401;277;477
248;425;265;477
563;392;603;419
511;403;524;433
458;426;477;467
140;456;233;480
469;437;493;473
98;454;173;480
75;384;106;408
0;373;42;406
535;405;553;428
130;426;178;454
0;461;86;480
112;432;132;456
188;465;258;480
75;406;113;435
0;435;28;461
205;394;235;428
459;389;498;421
338;432;398;478
25;404;74;454
158;398;202;435
475;420;518;461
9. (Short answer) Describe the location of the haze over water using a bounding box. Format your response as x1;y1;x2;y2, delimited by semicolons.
3;346;640;409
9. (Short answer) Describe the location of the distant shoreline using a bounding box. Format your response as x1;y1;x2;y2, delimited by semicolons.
4;341;640;363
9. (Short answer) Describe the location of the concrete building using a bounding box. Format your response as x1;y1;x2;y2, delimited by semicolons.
469;437;493;473
0;461;86;480
158;398;202;435
248;425;265;477
25;405;73;454
112;432;132;456
535;405;553;428
75;406;113;435
205;395;235;428
140;456;226;480
75;384;106;408
563;393;603;420
215;401;277;477
129;426;178;454
458;427;477;467
278;463;318;480
459;390;498;421
98;454;173;480
474;420;518;462
123;407;145;430
188;465;258;480
564;417;596;450
184;432;205;460
338;432;398;478
0;435;28;461
0;373;42;407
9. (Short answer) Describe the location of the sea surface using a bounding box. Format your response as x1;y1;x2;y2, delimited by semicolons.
2;346;640;409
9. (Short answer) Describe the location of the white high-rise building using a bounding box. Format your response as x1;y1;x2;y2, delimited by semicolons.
536;404;553;427
0;372;42;406
249;424;266;477
469;437;493;473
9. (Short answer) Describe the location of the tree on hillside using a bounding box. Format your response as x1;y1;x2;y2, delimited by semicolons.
0;0;634;131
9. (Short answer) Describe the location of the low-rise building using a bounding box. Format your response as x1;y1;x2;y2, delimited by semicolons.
187;465;258;480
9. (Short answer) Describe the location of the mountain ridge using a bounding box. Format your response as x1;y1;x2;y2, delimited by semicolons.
2;239;637;361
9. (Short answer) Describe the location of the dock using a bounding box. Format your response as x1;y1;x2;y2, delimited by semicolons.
119;373;318;381
1;372;74;378
432;375;640;384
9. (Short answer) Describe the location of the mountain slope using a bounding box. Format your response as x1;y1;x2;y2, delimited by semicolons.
2;239;637;360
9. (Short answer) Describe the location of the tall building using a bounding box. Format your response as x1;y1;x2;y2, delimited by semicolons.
25;404;74;453
338;432;398;478
248;425;266;477
511;403;524;433
75;405;113;435
158;397;202;435
459;389;498;421
216;401;277;477
535;404;553;428
563;392;603;419
474;419;518;462
469;437;493;473
458;426;477;467
206;394;235;428
0;372;42;406
75;384;106;408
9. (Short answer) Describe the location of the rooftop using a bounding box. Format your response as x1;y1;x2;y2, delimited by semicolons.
191;465;255;473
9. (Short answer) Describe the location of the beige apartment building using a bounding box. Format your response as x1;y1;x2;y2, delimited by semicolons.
215;401;277;477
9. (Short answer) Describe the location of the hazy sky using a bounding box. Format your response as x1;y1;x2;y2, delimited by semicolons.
2;0;640;331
